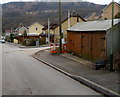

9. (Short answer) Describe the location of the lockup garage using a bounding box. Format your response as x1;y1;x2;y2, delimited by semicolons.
67;19;120;61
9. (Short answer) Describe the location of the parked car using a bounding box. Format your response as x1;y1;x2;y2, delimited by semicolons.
0;39;5;43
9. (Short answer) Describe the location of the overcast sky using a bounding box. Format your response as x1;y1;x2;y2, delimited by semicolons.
0;0;120;4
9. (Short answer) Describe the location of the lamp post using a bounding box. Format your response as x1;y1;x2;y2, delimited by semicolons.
48;18;50;44
110;0;114;71
59;0;62;54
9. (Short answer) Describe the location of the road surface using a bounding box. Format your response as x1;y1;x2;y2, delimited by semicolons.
2;43;102;95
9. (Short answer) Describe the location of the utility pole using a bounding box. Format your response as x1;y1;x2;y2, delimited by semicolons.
48;18;50;44
59;0;62;54
68;9;70;28
110;0;114;71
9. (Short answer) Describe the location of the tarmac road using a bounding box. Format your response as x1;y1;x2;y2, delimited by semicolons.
2;43;102;95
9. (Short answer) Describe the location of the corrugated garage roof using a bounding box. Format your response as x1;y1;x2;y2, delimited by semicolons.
67;19;120;32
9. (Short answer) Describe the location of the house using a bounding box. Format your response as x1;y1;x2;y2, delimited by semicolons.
85;2;120;21
26;22;45;44
43;14;86;43
5;29;12;42
86;12;102;21
15;26;28;43
28;22;44;36
67;19;120;61
15;26;28;35
53;14;86;43
5;29;12;36
101;2;120;19
86;12;97;21
42;23;58;43
17;22;45;45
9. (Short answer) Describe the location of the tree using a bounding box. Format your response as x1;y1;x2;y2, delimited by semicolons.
22;30;27;45
22;30;27;38
10;33;14;42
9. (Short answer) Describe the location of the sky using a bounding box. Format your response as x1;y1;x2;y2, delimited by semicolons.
0;0;120;4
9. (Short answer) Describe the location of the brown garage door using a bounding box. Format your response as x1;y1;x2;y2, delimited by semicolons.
91;32;106;61
81;33;91;60
74;33;82;55
67;32;74;53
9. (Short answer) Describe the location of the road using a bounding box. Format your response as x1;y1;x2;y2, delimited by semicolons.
2;43;102;95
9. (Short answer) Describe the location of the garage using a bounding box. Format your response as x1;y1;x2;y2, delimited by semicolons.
67;19;120;61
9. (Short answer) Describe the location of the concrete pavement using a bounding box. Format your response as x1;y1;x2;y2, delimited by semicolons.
7;42;50;48
34;49;120;97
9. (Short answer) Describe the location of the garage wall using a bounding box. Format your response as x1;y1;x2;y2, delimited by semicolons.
106;23;120;59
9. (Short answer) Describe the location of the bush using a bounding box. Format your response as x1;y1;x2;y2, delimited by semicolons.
22;39;26;45
21;37;46;46
40;37;46;45
25;38;40;46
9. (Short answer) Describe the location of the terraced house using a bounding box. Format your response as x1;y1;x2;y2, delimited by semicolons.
101;2;120;19
43;14;86;43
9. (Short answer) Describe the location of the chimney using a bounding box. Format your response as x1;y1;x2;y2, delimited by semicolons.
77;14;79;22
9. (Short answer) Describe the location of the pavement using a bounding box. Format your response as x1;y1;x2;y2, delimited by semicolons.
33;49;120;97
7;42;50;48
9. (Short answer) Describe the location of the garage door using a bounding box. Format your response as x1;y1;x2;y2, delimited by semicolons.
74;33;82;55
81;33;91;60
91;32;106;61
67;32;74;53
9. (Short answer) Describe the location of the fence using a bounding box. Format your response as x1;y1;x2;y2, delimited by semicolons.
50;43;67;54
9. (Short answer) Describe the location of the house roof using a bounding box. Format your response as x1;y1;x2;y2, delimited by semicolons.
52;14;86;29
67;19;120;32
15;26;28;32
102;2;120;12
39;32;54;37
42;14;86;30
28;22;44;28
19;27;28;31
15;27;21;32
42;23;58;30
85;12;102;20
